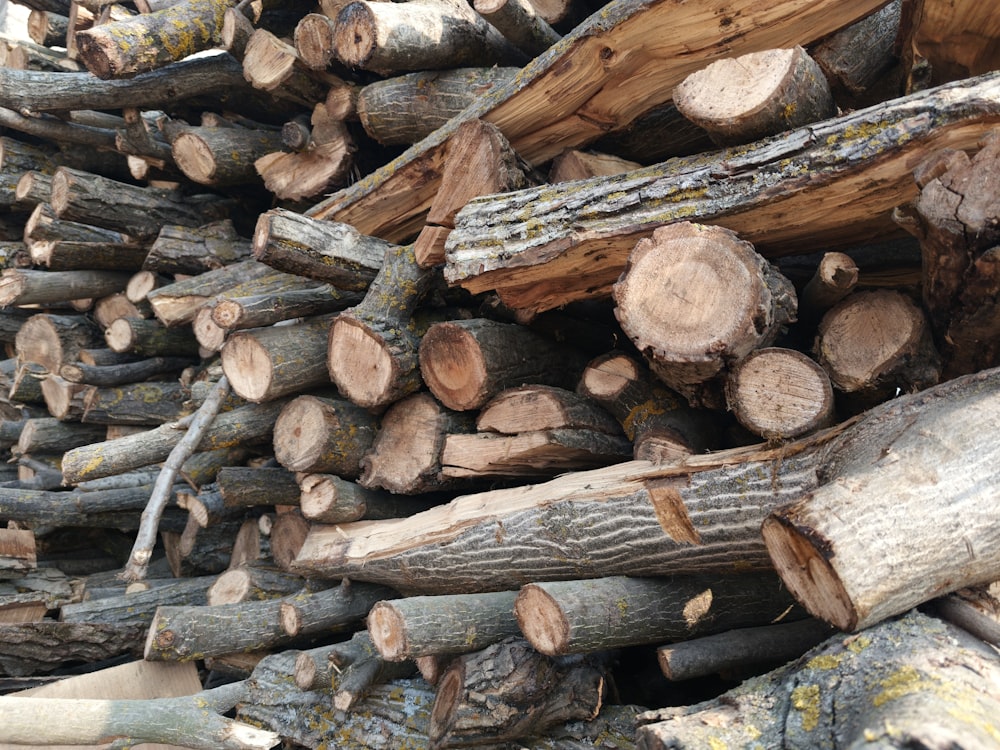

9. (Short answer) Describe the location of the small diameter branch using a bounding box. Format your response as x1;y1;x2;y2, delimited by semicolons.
121;375;231;581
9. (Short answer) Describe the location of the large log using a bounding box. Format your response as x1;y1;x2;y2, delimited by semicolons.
443;72;1000;313
306;0;890;244
763;365;1000;632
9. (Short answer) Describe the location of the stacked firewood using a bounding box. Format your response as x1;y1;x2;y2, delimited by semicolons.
2;0;1000;747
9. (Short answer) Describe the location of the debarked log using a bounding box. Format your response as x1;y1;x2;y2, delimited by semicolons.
444;71;1000;313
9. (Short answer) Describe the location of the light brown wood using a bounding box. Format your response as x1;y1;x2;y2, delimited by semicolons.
613;222;797;408
272;393;379;476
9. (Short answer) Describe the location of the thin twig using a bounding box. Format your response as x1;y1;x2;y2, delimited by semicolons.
120;375;231;582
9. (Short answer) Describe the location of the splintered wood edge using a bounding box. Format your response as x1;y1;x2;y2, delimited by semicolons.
761;512;855;631
367;600;410;661
429;658;465;742
514;583;570;656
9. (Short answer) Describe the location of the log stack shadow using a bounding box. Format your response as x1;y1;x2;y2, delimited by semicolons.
2;0;1000;747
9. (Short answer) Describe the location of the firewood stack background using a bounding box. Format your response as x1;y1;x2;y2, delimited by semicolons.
2;0;1000;746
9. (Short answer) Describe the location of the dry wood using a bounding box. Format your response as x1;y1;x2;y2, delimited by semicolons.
26;8;69;48
105;317;201;358
444;72;1000;313
307;0;889;243
323;630;417;712
932;582;1000;648
272;393;378;476
0;621;146;677
514;573;800;656
548;148;643;182
79;377;190;426
299;471;435;522
473;0;560;58
798;250;859;319
60;574;217;625
217;466;301;509
172;124;284;188
419;318;589;411
673;46;835;146
332;0;528;75
222;313;338;403
577;351;722;463
657;617;835;682
144;581;393;660
242;28;344;107
429;637;606;748
763;365;1000;632
477;384;621;437
270;508;311;571
814;289;940;409
50;166;232;239
279;579;397;637
212;281;362;332
14;312;103;372
895;133;1000;377
9;362;48;406
92;292;151;329
144;220;251;275
23;204;146;271
328;244;438;409
724;347;835;440
208;564;307;605
60;398;286;484
252;207;388;289
14;417;106;455
146;258;275;326
440;427;632;479
359;391;477;495
293;12;340;71
613;222;797;408
356;67;518;147
636;610;1000;749
0;529;35;578
0;268;127;307
906;0;1000;87
414;118;534;268
60;355;195;386
255;105;355;202
0;680;279;749
75;0;233;79
367;590;520;661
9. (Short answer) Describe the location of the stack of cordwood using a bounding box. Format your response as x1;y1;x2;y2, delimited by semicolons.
1;0;1000;747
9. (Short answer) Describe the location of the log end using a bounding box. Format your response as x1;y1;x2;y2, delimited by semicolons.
419;322;488;411
221;333;273;403
761;511;856;631
333;2;378;69
514;583;570;656
328;317;396;409
367;600;410;661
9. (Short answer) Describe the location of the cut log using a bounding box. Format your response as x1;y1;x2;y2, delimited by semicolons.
367;590;521;661
222;313;338;403
472;0;561;58
270;508;312;571
60;574;218;625
477;384;621;436
723;347;835;441
0;268;131;307
332;0;528;75
243;28;344;107
50;166;233;239
0;621;146;677
105;317;202;358
895;133;1000;377
577;351;722;463
636;610;1000;749
429;637;606;748
212;279;360;332
144;219;252;275
762;365;1000;632
419;318;590;411
60;355;195;386
14;417;106;455
252;207;388;289
673;46;835;146
613;222;797;408
60;399;287;484
514;572;800;656
813;288;940;410
328;244;438;409
443;72;1000;313
798;250;859;320
146;258;275;326
548;148;643;183
217;466;302;509
209;564;308;606
144;581;393;660
656;617;836;682
299;472;436;522
172;124;284;187
272;393;378;476
15;312;103;372
74;0;234;79
0;529;35;578
932;582;1000;648
323;630;417;712
440;428;633;479
356;67;518;147
307;0;889;244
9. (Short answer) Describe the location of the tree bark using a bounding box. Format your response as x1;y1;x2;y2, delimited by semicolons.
472;0;561;58
368;590;521;661
60;355;195;386
172;123;284;187
299;471;435;522
14;312;103;372
217;465;302;509
0;621;145;677
514;572;800;655
145;258;275;326
613;222;797;408
636;610;1000;749
443;72;1000;314
144;219;252;275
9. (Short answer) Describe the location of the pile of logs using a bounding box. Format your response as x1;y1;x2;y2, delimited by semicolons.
3;0;1000;746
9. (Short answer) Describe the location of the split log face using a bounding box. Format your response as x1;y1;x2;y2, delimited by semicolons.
613;222;797;408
